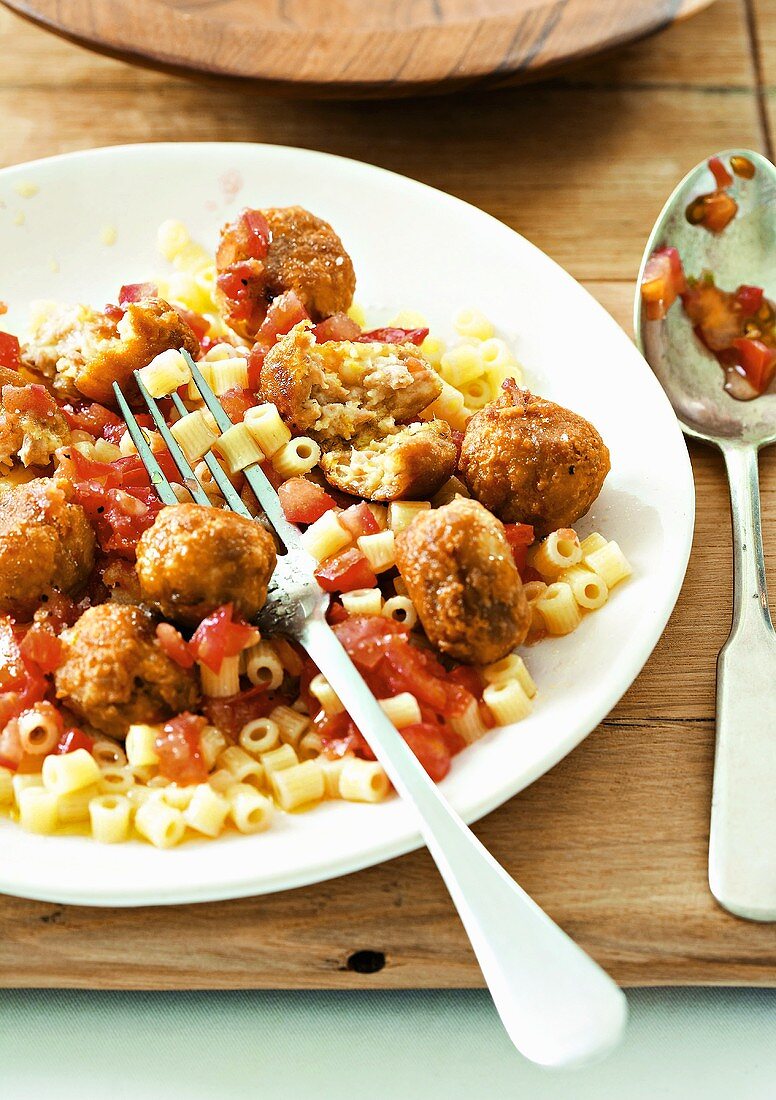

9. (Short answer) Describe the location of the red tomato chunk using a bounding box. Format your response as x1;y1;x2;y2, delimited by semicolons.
315;549;377;594
155;713;208;785
189;603;258;675
0;331;21;370
278;477;336;524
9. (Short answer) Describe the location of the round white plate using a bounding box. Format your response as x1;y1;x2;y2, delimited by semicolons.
0;143;694;906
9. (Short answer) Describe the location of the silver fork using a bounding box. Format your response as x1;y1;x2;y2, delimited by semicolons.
113;351;627;1068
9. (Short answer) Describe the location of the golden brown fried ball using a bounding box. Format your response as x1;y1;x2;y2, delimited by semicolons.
0;478;95;618
321;421;456;502
395;496;530;665
22;298;199;407
260;322;441;440
135;504;277;627
54;603;199;738
215;206;355;338
459;386;610;538
0;382;70;468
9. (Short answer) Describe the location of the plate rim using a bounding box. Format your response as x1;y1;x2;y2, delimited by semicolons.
0;141;696;906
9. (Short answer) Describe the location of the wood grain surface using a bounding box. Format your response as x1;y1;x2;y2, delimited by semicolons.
1;0;716;97
1;0;776;988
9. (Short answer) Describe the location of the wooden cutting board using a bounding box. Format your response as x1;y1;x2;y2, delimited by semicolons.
2;0;715;97
1;0;776;988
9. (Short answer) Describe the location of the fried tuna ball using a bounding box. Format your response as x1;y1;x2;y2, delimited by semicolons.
459;385;610;538
54;603;199;738
395;496;530;665
135;504;277;627
215;206;356;339
0;478;95;618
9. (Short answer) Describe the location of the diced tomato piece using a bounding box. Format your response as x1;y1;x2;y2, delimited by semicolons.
62;400;123;440
734;285;765;316
338;502;380;540
245;290;310;388
118;282;157;305
503;522;534;573
57;727;94;755
333;615;408;670
708;155;733;190
155;713;208;785
0;331;21;370
641;246;687;320
355;327;429;345
731;337;776;394
313;313;361;342
219;386;258;424
401;723;452;782
278;477;337;525
326;600;349;625
316;710;375;760
203;685;277;738
520;564;544;584
2;383;58;420
156;623;195;669
189;603;258;675
315;548;377;594
20;624;62;673
383;636;472;718
239;209;272;260
247;343;267;392
0;720;22;770
447;664;483;699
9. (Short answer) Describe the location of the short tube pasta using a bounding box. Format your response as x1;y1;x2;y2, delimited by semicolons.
260;743;299;776
341;588;383;617
379;692;422;729
584;541;633;589
357;530;395;573
184;784;230;837
42;749;101;796
214;423;265;474
239;717;281;757
209;358;249;395
529;528;582;579
482;680;532;725
228;784;274;833
381;596;417;629
272;437;321;478
137;349;191;398
244;403;292;458
18;787;59;834
301;510;351;562
244;641;284;690
270;760;325;811
387;501;430;533
89;794;132;844
126;725;160;768
339;759;391;803
270;706;310;749
535;582;582;635
449;698;489;744
559;565;609;610
217;746;265;788
309;674;344;716
170;408;219;463
482;653;537;698
17;708;60;756
135;798;186;849
199;654;241;698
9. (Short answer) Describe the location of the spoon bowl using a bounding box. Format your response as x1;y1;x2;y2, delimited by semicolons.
634;148;776;446
634;148;776;922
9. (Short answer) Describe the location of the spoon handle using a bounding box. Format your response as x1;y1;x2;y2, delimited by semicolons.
709;442;776;921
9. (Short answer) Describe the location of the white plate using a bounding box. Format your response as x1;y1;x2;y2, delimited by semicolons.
0;143;694;906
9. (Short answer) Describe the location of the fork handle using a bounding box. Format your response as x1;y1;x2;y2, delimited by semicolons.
299;615;627;1067
709;443;776;921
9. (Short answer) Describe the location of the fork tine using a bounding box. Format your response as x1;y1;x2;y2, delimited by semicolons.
181;350;302;549
112;382;178;505
168;391;254;519
134;373;212;507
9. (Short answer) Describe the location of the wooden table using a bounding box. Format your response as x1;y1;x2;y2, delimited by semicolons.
2;0;776;989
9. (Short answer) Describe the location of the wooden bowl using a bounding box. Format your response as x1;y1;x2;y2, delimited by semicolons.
3;0;715;97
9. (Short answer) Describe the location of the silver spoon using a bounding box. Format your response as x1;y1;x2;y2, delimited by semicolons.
634;148;776;922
